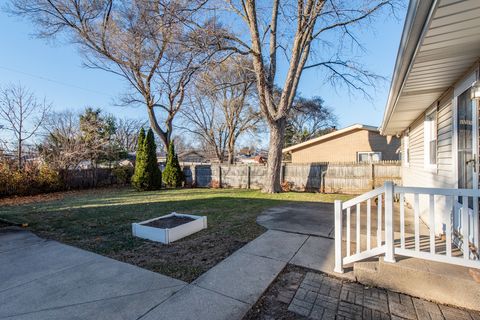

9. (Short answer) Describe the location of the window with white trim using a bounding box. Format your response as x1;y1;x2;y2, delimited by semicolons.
424;110;437;168
357;152;382;163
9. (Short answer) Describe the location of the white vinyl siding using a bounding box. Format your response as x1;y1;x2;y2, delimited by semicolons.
402;97;454;235
437;103;453;176
408;117;424;169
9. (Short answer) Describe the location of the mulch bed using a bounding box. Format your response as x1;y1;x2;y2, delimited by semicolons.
144;216;195;229
109;231;248;283
244;265;307;320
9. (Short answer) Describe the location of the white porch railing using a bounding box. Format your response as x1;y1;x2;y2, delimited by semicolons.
334;181;480;273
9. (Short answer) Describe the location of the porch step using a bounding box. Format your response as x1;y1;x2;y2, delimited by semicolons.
354;257;480;311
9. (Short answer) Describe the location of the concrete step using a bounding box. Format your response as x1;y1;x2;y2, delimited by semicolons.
354;257;480;311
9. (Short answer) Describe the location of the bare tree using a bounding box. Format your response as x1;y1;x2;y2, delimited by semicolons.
39;111;85;172
114;118;148;153
223;0;397;192
181;93;229;162
0;124;7;155
285;96;337;147
0;84;49;168
9;0;220;149
182;56;262;163
170;134;194;155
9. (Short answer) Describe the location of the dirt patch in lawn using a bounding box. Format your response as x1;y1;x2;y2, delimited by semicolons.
108;230;249;283
244;264;306;320
144;216;195;229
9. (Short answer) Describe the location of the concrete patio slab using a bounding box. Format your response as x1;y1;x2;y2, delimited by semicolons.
290;236;355;281
5;287;181;320
194;251;285;304
141;285;250;320
257;202;430;240
238;229;308;262
257;202;335;237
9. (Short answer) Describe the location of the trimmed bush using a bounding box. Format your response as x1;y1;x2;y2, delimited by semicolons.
131;128;162;191
131;128;146;190
144;129;162;189
163;140;183;188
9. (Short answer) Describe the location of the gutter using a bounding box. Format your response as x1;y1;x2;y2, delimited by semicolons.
380;0;438;135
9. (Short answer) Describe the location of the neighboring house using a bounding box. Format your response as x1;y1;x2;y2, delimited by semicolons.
178;150;209;163
380;0;480;237
238;155;266;164
282;124;400;163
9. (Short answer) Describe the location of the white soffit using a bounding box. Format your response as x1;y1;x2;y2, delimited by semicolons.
383;0;480;135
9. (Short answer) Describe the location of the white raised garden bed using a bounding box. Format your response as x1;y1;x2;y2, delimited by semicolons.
132;212;207;244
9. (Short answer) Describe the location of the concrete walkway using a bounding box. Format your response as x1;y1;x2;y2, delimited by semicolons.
140;228;355;319
0;228;186;320
0;228;312;320
141;230;309;320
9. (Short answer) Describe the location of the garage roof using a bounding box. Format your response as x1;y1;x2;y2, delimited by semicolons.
282;124;378;153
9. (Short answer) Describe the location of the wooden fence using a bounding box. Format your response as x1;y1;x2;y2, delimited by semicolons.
182;161;401;194
62;167;133;189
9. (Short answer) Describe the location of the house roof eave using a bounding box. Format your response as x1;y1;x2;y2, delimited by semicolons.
380;0;437;136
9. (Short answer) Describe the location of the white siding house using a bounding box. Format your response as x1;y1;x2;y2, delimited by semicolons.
381;0;480;246
334;0;480;280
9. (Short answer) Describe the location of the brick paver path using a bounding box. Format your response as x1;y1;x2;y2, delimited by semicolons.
288;272;480;320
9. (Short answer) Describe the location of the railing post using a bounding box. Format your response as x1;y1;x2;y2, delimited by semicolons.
384;181;396;263
334;200;344;273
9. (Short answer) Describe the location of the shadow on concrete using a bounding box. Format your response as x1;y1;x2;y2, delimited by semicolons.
257;201;335;238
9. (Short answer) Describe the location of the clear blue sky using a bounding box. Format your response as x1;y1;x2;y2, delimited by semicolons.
0;5;406;140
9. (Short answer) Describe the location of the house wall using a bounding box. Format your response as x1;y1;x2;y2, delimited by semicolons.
402;92;455;234
401;63;479;235
290;129;400;163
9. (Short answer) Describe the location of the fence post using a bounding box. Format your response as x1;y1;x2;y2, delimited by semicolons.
371;163;375;190
334;200;344;273
193;165;197;187
384;181;396;263
247;166;251;189
280;163;285;183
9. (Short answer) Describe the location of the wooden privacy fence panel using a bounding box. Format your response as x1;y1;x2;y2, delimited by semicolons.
183;161;401;194
283;164;324;191
64;169;112;188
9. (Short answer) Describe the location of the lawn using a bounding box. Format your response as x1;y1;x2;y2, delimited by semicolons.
0;188;352;282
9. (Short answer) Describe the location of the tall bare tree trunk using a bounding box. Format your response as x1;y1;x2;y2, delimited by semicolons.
147;105;170;149
264;117;286;193
227;134;235;164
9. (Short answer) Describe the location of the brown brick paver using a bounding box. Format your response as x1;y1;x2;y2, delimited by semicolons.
288;272;479;320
